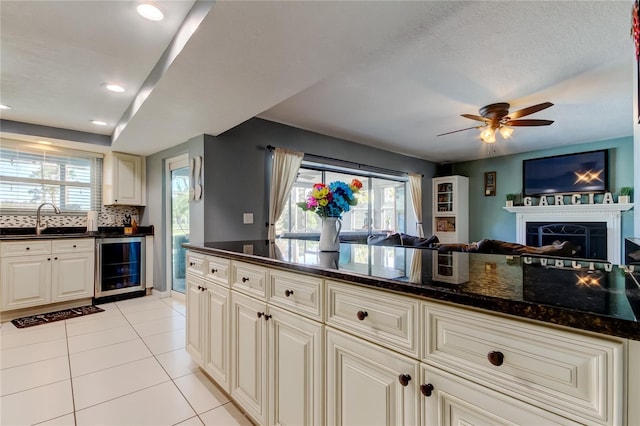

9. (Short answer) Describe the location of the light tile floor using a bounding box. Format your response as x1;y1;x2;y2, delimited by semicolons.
0;295;253;426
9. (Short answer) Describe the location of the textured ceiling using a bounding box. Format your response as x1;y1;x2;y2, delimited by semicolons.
0;1;634;163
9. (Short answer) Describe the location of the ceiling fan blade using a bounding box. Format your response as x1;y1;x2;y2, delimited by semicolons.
461;114;490;123
505;119;554;126
506;102;553;120
437;125;482;136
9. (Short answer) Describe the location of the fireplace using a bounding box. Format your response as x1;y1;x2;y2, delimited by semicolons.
525;222;607;260
505;204;633;264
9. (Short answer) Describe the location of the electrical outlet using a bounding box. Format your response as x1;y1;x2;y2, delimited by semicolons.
243;244;254;255
243;213;254;224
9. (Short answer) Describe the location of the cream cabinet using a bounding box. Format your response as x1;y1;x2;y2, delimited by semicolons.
1;238;94;311
186;274;206;364
185;250;636;426
230;290;268;424
1;253;51;310
103;151;146;206
268;305;323;426
419;364;578;426
326;279;419;358
422;301;624;425
326;327;419;426
187;251;324;426
230;290;324;426
203;281;231;391
51;239;95;302
185;255;231;391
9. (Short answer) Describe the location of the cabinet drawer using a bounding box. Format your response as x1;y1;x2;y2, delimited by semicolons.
205;255;230;287
422;302;623;425
420;364;579;426
326;280;419;357
186;251;205;276
52;238;94;253
1;240;51;257
231;261;268;300
269;269;324;321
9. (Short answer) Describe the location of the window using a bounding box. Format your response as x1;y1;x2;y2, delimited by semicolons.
277;164;407;239
0;143;103;213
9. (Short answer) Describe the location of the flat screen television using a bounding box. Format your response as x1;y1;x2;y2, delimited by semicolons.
522;149;608;196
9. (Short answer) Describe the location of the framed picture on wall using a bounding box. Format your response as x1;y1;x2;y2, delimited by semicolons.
484;171;496;196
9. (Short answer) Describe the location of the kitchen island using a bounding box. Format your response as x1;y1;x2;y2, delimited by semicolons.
184;238;640;426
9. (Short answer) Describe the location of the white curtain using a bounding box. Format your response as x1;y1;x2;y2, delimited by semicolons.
409;173;424;237
268;148;304;240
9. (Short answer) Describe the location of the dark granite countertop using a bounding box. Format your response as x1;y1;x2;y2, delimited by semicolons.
184;238;640;341
0;226;154;239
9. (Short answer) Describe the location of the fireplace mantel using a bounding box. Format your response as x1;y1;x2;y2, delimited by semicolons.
504;203;634;263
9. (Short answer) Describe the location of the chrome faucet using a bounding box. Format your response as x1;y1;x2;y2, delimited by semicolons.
36;202;61;235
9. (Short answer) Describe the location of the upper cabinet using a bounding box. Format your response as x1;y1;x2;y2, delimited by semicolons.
103;152;146;206
432;175;468;244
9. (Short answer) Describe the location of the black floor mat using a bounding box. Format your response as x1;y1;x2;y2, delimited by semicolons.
11;305;104;328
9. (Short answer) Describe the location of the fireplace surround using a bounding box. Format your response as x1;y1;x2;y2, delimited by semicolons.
505;204;633;264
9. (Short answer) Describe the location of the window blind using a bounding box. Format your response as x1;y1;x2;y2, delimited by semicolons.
0;144;103;213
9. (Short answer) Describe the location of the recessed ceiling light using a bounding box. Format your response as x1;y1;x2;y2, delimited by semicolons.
91;120;108;126
137;3;164;21
104;83;125;93
0;104;12;110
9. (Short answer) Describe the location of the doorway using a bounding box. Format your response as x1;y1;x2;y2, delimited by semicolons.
166;154;190;294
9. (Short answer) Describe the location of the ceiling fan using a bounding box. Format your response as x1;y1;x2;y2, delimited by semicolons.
437;102;554;143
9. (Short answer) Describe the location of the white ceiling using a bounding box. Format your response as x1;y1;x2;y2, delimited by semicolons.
0;1;634;163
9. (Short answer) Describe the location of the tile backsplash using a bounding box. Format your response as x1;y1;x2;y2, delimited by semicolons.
0;206;141;228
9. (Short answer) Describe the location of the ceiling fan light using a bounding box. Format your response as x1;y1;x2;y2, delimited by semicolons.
499;126;514;139
480;128;496;143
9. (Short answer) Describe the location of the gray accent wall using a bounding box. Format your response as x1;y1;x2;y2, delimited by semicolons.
201;118;437;242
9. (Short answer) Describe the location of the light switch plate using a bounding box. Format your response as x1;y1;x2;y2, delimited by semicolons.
243;213;254;224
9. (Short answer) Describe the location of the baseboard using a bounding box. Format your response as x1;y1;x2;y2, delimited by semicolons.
152;288;170;299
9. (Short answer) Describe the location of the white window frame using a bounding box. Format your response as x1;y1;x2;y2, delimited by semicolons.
278;161;409;238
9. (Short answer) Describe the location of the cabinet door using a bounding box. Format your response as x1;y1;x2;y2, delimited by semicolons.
104;152;144;205
204;282;230;392
269;305;323;426
420;364;578;426
114;153;143;205
326;328;419;426
231;290;268;425
51;252;94;302
186;275;205;364
1;255;51;310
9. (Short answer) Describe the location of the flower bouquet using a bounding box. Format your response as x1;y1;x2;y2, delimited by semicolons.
297;179;363;251
297;179;363;218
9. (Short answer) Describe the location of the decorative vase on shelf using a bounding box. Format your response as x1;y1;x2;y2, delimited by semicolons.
619;195;630;204
319;217;342;252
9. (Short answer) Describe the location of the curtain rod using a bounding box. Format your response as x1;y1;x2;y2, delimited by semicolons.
266;145;423;178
